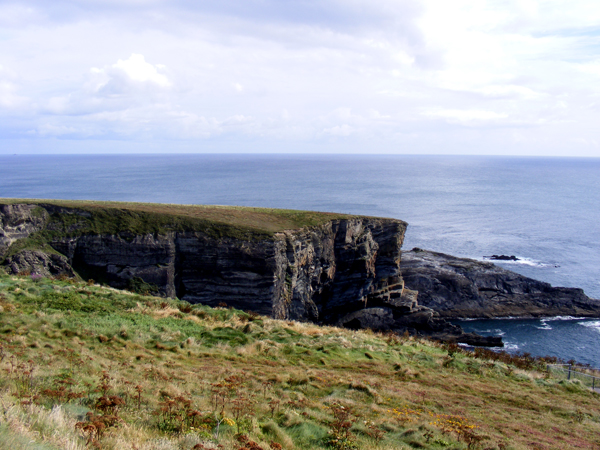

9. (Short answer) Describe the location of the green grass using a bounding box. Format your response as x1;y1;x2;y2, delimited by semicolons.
1;272;600;450
1;198;365;266
1;198;358;240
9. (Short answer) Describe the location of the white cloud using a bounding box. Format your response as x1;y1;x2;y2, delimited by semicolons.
323;124;354;136
475;84;544;100
577;61;600;77
90;54;171;97
111;54;170;87
40;54;172;117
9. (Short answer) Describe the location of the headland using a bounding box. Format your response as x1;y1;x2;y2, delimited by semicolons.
2;199;599;347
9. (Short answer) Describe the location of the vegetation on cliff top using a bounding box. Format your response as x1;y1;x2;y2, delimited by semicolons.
0;198;368;260
1;198;359;240
1;272;600;450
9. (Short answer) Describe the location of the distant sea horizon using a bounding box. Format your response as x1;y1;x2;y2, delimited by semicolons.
2;153;600;365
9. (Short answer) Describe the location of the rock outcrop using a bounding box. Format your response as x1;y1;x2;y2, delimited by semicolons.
401;248;600;318
0;204;47;255
5;250;75;278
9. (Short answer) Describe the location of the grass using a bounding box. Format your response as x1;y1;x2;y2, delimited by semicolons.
0;198;365;265
0;198;358;242
1;272;600;450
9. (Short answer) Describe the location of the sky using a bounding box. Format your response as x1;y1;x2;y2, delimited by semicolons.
1;0;600;156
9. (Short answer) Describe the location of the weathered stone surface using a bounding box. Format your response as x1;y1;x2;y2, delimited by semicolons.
0;204;47;258
5;250;75;278
52;233;178;298
401;248;600;318
338;307;396;330
174;233;277;315
42;214;415;324
272;218;407;323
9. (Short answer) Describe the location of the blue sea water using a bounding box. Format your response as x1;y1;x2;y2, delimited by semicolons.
454;317;600;366
1;154;599;365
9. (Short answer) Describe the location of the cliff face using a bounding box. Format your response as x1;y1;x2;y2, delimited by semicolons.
1;202;433;328
0;204;47;255
401;248;600;318
50;217;413;324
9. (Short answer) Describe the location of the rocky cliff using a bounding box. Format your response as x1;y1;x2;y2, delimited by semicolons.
1;200;470;341
3;200;598;346
401;248;600;318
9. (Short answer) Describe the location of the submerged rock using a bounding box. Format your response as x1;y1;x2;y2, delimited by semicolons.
485;254;519;261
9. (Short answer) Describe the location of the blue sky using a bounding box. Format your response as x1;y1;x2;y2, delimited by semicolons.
1;0;600;156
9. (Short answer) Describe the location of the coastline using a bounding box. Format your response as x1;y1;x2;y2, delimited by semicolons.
3;199;600;354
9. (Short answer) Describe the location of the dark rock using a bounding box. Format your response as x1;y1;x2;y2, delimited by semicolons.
39;212;415;324
437;332;504;347
5;250;75;278
2;202;475;341
401;248;600;318
53;233;178;297
485;255;519;261
0;204;47;258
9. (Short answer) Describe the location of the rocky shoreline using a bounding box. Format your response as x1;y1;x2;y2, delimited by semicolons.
2;201;599;347
401;248;600;319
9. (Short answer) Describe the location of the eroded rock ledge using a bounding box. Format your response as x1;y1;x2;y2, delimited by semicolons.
401;248;600;318
2;201;598;347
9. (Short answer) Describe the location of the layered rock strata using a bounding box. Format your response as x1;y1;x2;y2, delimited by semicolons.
401;248;600;318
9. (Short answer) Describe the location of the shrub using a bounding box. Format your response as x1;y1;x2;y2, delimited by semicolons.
127;277;159;295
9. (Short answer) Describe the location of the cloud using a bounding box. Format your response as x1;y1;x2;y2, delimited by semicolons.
91;53;171;97
111;54;170;87
322;124;354;137
0;0;423;33
41;54;172;117
475;84;544;100
1;0;600;155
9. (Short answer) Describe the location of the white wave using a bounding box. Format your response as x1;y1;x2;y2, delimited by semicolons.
535;319;552;330
503;343;520;351
480;316;519;320
481;256;558;268
544;316;581;321
578;321;600;332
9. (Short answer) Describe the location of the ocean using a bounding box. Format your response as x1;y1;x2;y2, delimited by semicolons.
1;154;599;365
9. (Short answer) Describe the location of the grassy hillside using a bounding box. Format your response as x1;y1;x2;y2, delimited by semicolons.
1;272;599;450
0;199;357;242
